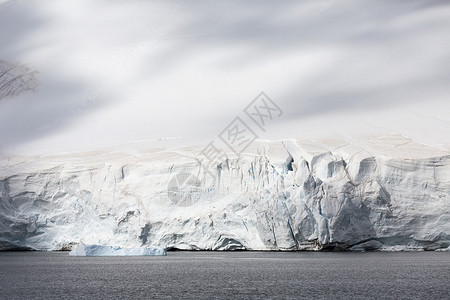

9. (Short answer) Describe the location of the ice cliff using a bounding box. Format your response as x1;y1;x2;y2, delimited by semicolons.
0;135;449;251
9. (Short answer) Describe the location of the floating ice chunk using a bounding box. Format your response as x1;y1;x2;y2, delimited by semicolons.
69;243;167;256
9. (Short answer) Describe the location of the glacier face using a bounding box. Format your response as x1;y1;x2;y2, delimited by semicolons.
0;135;449;251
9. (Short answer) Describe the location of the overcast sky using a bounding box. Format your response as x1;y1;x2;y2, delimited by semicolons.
1;0;449;154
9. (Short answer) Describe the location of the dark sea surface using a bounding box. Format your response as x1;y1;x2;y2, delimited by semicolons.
0;251;449;299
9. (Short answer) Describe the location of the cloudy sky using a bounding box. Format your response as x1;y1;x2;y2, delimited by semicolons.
1;0;449;154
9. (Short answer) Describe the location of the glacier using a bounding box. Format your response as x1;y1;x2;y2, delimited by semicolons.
69;243;166;256
0;135;449;252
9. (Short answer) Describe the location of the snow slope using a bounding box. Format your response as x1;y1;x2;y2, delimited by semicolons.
1;0;450;154
1;136;449;251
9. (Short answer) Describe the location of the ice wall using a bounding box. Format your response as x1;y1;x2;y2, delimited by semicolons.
1;136;449;251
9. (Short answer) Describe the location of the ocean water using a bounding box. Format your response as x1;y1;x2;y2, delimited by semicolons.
0;251;448;299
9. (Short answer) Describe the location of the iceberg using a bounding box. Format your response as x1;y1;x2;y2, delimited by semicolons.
69;243;167;256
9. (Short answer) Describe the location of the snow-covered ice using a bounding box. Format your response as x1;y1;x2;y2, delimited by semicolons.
69;243;166;256
0;136;449;252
